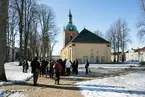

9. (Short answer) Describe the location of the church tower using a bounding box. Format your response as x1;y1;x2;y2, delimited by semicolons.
63;10;78;47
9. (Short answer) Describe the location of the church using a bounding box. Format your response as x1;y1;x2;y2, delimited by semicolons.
60;10;111;64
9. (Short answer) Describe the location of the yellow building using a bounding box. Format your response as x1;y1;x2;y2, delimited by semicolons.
60;10;111;63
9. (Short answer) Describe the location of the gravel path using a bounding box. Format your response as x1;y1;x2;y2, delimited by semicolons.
24;76;84;97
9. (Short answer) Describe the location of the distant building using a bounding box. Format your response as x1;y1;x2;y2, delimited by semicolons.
126;47;145;62
60;10;111;63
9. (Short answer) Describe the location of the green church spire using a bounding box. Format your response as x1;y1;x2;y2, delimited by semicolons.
68;9;72;24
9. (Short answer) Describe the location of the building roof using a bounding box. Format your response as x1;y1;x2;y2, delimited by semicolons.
133;47;145;52
70;28;110;43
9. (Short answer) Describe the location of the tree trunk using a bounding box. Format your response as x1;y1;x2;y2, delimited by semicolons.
117;42;119;62
12;34;15;61
19;0;24;62
0;0;8;81
24;32;28;60
6;20;9;62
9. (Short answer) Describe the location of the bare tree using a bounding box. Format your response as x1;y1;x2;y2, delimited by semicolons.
106;19;131;62
0;0;8;81
49;40;57;61
9;2;18;61
23;0;37;60
137;0;145;41
116;19;122;62
37;4;58;59
12;0;24;61
120;20;131;62
28;21;39;59
106;25;117;62
7;1;58;61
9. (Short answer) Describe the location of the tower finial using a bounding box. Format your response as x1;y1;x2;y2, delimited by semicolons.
68;9;72;24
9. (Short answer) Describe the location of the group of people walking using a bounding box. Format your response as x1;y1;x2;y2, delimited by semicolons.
22;57;89;86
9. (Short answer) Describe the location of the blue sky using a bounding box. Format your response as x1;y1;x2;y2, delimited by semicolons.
38;0;143;55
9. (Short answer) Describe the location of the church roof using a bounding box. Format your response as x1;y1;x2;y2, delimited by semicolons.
70;28;110;43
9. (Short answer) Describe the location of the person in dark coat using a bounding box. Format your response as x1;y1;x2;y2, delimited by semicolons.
59;59;63;75
49;61;54;78
85;59;89;74
45;60;49;77
62;59;66;76
72;60;75;74
22;60;26;73
31;57;40;86
40;59;46;77
22;60;29;73
74;59;78;74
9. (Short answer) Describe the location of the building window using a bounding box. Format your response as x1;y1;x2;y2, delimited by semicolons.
101;56;105;63
96;56;100;63
90;56;94;63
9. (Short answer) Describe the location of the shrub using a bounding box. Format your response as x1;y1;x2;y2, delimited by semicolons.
139;61;145;66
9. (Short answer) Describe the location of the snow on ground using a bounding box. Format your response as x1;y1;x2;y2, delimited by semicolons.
0;62;33;97
76;71;145;97
78;63;139;75
79;63;140;69
5;62;32;82
0;62;142;97
8;92;25;97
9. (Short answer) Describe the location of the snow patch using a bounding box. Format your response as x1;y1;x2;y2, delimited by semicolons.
76;71;145;97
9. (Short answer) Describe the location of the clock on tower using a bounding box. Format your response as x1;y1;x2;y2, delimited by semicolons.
69;26;74;31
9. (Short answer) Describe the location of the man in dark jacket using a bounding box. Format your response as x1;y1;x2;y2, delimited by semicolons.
85;59;89;74
31;57;40;86
22;60;29;73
